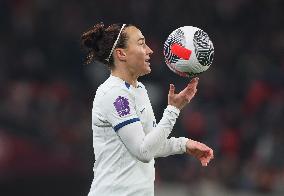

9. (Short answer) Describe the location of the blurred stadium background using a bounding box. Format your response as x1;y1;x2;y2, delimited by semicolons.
0;0;283;195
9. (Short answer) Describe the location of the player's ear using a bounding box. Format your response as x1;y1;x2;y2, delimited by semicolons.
115;48;127;62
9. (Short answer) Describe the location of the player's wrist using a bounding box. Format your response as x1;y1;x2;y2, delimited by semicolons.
185;139;196;154
166;105;180;116
180;137;189;153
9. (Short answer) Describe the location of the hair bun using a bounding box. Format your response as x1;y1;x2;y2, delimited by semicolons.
81;23;105;51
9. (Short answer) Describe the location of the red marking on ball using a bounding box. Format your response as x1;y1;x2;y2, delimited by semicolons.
171;43;192;60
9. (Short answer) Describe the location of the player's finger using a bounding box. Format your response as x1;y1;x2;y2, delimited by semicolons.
202;146;214;159
199;143;209;152
190;77;199;83
185;78;198;92
200;156;211;166
185;89;197;101
198;149;212;161
201;158;208;166
209;148;214;159
189;77;199;87
169;84;175;96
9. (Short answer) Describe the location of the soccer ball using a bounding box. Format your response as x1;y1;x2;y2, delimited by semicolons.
164;26;214;77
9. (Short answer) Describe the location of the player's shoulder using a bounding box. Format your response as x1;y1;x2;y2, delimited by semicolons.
96;76;134;101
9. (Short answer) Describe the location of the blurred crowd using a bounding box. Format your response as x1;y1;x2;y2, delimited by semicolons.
0;0;283;195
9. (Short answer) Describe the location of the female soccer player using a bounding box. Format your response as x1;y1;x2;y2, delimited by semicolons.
81;23;214;196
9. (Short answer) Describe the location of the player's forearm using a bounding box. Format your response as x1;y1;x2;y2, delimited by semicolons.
133;105;181;162
154;137;188;158
117;105;180;163
158;105;180;130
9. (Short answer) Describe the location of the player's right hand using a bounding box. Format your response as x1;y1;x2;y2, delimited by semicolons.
186;139;214;166
168;77;199;110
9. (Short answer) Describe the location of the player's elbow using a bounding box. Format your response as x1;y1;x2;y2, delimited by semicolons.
136;151;153;163
132;145;154;163
137;156;152;163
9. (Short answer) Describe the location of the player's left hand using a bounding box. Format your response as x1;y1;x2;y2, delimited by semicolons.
168;77;199;110
186;139;214;166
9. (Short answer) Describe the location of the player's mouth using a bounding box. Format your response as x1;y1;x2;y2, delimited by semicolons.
145;58;150;65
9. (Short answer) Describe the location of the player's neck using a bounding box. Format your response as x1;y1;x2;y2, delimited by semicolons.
111;69;138;87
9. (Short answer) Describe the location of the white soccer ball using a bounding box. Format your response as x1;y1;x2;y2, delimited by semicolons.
164;26;214;77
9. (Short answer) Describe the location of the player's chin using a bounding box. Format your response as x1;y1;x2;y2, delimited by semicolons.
142;63;151;74
145;66;151;74
139;67;151;76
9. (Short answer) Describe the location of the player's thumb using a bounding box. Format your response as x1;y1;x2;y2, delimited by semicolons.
169;84;175;96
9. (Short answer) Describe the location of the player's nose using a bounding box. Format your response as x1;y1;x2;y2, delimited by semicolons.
146;44;153;55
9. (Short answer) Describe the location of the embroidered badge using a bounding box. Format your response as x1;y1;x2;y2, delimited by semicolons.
113;96;130;117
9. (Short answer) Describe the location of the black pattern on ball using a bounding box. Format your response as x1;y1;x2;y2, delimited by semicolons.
193;30;214;66
164;29;184;64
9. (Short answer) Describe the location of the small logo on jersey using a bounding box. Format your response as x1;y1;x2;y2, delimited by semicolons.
113;96;130;117
140;108;145;114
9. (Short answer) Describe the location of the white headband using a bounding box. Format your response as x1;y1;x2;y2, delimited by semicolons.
105;24;126;62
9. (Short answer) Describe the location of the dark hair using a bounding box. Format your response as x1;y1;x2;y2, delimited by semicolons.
80;22;131;68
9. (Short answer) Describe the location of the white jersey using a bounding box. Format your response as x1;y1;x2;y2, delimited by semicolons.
88;75;188;196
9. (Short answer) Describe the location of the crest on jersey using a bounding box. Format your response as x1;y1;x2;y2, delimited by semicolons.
113;96;130;117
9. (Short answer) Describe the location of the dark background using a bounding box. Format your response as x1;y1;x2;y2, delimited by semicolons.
0;0;283;195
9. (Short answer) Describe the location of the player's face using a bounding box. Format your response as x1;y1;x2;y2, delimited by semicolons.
123;26;153;77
